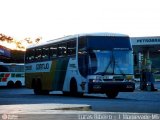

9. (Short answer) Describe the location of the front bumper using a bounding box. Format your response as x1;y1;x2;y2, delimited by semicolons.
88;81;135;93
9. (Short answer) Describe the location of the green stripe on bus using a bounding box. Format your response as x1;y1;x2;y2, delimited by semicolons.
52;58;69;90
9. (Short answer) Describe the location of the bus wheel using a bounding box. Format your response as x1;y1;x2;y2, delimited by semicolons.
70;78;78;96
15;81;22;88
33;80;49;95
34;89;49;95
33;80;42;95
7;81;14;88
63;91;70;96
41;90;49;95
106;90;119;99
34;88;41;95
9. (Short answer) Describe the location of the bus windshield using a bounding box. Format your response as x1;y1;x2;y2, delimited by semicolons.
89;50;133;75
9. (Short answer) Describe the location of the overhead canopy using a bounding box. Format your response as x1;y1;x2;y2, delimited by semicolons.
0;45;10;58
131;37;160;53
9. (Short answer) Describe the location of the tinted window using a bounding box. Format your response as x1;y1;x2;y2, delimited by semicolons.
35;48;42;60
42;46;49;60
67;40;76;55
25;49;35;62
50;45;57;58
0;65;24;72
87;36;131;50
78;36;87;55
78;37;88;77
25;50;30;62
10;65;24;72
58;43;67;57
0;65;9;72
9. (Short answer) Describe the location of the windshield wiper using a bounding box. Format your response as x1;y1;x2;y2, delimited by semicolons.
94;57;113;75
94;51;126;76
115;62;125;76
101;52;115;75
103;51;126;76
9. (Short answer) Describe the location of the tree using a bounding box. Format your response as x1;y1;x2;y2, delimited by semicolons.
0;33;42;51
0;33;13;42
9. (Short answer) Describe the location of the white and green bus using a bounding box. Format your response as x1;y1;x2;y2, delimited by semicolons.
25;33;135;98
0;62;25;88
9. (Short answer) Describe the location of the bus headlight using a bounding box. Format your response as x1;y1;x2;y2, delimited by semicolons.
90;79;102;83
125;75;134;81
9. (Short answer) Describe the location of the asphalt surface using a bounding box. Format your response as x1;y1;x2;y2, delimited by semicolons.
0;82;160;120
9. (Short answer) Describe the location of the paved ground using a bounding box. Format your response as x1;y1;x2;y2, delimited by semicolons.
135;81;160;91
0;82;160;120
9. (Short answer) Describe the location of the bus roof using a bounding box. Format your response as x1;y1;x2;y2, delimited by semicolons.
27;32;129;49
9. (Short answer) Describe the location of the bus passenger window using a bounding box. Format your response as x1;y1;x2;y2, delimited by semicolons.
35;48;42;60
78;37;87;55
58;43;67;57
67;40;76;56
26;49;35;62
25;50;29;61
42;47;49;60
0;65;9;72
50;45;57;58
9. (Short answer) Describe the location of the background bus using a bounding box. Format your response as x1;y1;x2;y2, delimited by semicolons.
25;33;135;98
0;62;25;88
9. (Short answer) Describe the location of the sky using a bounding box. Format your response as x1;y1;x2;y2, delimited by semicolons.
0;0;160;41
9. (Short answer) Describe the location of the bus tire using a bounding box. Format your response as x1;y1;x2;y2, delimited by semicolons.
7;81;14;88
15;81;22;88
63;91;70;96
106;90;119;99
33;80;42;95
33;80;50;95
70;78;78;96
41;90;49;95
34;89;50;95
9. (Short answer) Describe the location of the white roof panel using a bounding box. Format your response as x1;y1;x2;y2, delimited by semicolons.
27;32;128;49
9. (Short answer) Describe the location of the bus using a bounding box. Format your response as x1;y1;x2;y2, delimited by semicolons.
0;62;25;88
25;33;135;98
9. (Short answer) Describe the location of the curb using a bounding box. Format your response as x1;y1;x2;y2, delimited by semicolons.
0;104;92;114
50;105;92;111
